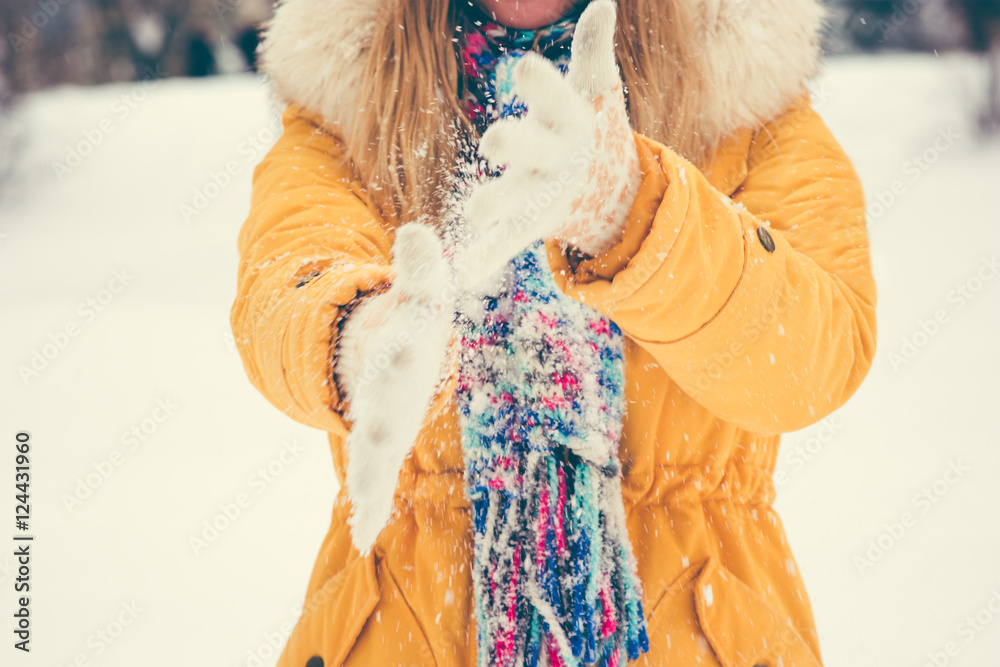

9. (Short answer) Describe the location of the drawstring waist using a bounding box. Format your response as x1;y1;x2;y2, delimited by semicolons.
393;461;775;510
623;460;776;507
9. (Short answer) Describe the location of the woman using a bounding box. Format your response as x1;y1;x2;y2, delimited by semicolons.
231;0;877;665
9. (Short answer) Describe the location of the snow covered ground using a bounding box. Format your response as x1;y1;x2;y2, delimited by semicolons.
0;52;998;666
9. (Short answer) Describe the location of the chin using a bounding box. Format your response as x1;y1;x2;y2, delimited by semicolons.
476;0;579;29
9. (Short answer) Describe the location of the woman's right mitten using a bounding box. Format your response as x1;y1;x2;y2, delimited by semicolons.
336;223;455;555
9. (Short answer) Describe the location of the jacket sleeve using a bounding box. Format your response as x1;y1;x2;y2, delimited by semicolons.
547;92;877;435
230;103;396;436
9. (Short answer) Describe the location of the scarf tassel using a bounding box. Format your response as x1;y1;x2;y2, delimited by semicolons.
468;448;649;667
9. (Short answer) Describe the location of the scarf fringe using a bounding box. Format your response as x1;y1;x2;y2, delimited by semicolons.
466;444;649;667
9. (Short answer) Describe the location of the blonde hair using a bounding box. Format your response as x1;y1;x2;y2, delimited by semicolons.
346;0;714;226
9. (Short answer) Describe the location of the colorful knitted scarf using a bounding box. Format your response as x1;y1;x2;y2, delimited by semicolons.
451;4;649;666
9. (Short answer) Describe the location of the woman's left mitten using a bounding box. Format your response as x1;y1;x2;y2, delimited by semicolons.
458;0;639;292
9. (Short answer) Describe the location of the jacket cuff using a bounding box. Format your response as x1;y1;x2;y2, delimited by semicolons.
556;132;667;282
325;273;393;417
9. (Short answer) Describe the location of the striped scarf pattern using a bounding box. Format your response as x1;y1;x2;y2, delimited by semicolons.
452;6;650;666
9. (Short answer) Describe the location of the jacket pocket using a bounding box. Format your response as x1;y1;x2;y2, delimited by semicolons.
280;551;381;667
634;561;723;666
636;557;822;667
343;553;437;667
693;557;823;667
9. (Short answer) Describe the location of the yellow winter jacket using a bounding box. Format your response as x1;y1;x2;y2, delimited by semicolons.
231;79;876;665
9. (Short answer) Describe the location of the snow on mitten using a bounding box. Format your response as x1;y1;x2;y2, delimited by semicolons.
337;223;454;555
457;0;640;293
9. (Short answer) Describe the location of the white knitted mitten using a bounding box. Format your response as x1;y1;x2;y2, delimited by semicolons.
337;223;454;555
457;0;640;292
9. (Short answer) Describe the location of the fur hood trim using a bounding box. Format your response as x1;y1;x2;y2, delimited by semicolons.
258;0;828;142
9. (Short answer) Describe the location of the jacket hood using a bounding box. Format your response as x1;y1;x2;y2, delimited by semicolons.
258;0;828;144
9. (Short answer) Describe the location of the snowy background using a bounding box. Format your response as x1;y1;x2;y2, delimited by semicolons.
1;53;999;666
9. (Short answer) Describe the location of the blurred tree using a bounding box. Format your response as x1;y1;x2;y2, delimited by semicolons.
827;0;1000;132
237;24;261;72
990;29;1000;131
187;26;216;76
2;0;274;91
950;0;1000;130
90;0;192;81
845;0;903;51
0;0;26;197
